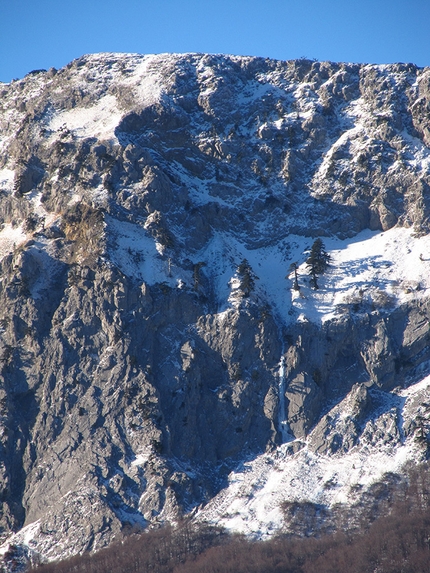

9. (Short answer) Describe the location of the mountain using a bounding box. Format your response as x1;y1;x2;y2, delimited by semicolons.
0;52;430;569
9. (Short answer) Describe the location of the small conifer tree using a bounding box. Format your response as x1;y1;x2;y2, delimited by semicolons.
289;262;300;291
237;259;258;297
193;262;206;291
306;238;330;289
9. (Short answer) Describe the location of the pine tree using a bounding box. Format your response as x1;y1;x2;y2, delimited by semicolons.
193;262;206;291
306;238;330;290
237;259;258;297
289;262;300;291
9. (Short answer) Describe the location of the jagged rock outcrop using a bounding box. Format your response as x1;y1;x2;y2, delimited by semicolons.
0;52;430;566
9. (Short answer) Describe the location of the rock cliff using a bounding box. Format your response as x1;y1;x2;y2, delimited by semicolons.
0;52;430;566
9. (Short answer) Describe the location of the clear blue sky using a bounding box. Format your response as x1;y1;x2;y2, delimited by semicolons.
0;0;429;83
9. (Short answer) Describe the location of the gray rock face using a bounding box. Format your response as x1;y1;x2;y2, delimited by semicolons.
0;52;429;565
309;383;373;455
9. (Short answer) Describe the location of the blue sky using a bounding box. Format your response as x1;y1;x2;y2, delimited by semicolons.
0;0;429;82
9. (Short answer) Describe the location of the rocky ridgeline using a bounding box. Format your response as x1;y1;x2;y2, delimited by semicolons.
0;53;429;567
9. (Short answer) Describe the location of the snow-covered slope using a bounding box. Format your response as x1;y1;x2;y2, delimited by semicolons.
8;211;429;326
197;374;430;537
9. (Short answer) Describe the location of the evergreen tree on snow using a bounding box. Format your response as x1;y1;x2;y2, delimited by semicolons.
193;262;206;291
289;262;300;291
237;259;258;297
306;238;330;289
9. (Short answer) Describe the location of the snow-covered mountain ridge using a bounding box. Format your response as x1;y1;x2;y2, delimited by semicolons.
0;52;430;568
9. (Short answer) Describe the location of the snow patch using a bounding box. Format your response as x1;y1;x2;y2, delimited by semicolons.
107;215;181;285
125;55;170;107
48;94;122;141
0;224;27;259
131;453;152;467
0;520;41;555
295;226;430;323
398;372;430;397
0;168;15;193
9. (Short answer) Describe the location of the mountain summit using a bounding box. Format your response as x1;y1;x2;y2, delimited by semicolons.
0;52;430;567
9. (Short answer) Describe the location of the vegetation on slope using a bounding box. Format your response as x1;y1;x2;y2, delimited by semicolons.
28;462;430;573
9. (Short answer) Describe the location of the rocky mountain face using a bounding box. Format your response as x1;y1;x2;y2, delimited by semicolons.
0;52;430;567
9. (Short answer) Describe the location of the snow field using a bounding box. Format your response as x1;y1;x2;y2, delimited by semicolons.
291;226;430;324
107;216;430;326
0;168;15;193
106;215;173;283
204;225;430;325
